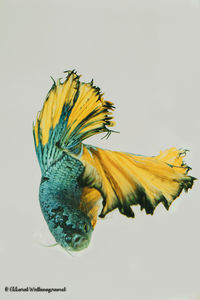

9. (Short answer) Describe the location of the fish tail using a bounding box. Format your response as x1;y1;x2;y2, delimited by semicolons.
33;70;115;172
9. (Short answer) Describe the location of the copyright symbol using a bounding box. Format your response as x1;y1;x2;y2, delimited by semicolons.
5;287;8;292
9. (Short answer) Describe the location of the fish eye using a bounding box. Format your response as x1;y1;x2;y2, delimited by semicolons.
83;223;89;233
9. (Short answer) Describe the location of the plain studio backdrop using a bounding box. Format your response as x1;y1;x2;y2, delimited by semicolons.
0;1;199;300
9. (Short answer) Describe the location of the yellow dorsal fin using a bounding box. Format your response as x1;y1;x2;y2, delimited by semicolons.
79;145;195;218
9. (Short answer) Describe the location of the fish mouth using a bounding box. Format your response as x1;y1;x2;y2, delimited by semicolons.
65;233;92;252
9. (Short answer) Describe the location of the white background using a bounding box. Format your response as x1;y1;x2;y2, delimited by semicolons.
0;0;199;299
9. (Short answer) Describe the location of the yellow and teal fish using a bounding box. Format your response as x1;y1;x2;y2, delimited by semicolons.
33;70;196;252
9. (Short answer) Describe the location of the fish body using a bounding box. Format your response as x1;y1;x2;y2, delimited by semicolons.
39;149;92;251
33;70;196;252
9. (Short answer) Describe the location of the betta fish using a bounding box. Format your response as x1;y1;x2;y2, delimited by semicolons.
33;70;195;252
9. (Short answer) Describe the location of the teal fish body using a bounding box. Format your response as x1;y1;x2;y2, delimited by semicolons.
39;152;93;251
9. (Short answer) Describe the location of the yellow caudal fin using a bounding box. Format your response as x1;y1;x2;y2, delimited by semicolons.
60;76;115;149
33;70;115;173
79;145;196;218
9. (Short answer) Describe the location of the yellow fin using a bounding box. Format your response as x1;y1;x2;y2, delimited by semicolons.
33;71;116;172
80;187;102;228
80;145;195;217
33;71;78;147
